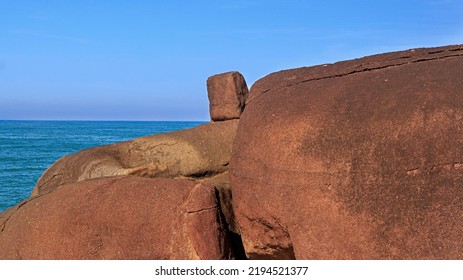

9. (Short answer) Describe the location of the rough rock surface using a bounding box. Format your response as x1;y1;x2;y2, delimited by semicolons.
3;44;463;260
33;120;239;196
0;176;234;259
207;71;249;121
230;45;463;259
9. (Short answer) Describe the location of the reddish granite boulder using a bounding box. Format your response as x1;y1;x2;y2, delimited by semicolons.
207;71;249;121
33;120;238;196
230;45;463;259
0;176;233;259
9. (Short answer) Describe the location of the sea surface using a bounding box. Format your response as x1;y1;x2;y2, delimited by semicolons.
0;120;205;212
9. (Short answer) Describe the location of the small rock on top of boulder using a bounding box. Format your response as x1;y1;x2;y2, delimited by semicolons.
207;71;249;121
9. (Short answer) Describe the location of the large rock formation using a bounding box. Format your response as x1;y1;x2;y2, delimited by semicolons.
33;120;239;196
230;45;463;259
0;176;234;259
2;44;463;260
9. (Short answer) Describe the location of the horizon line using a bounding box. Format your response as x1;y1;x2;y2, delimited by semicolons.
0;119;209;122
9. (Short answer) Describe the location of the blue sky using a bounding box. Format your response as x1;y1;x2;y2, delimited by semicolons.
1;0;462;121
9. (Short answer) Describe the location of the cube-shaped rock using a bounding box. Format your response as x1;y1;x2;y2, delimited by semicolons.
207;71;249;121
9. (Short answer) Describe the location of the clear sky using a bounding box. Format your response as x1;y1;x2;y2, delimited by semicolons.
1;0;462;121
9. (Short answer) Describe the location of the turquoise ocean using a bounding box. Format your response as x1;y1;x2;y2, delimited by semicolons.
0;121;205;212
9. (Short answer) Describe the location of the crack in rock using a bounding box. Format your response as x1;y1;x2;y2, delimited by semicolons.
186;206;217;214
248;46;463;103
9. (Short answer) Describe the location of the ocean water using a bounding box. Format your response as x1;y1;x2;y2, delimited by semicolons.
0;120;205;212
